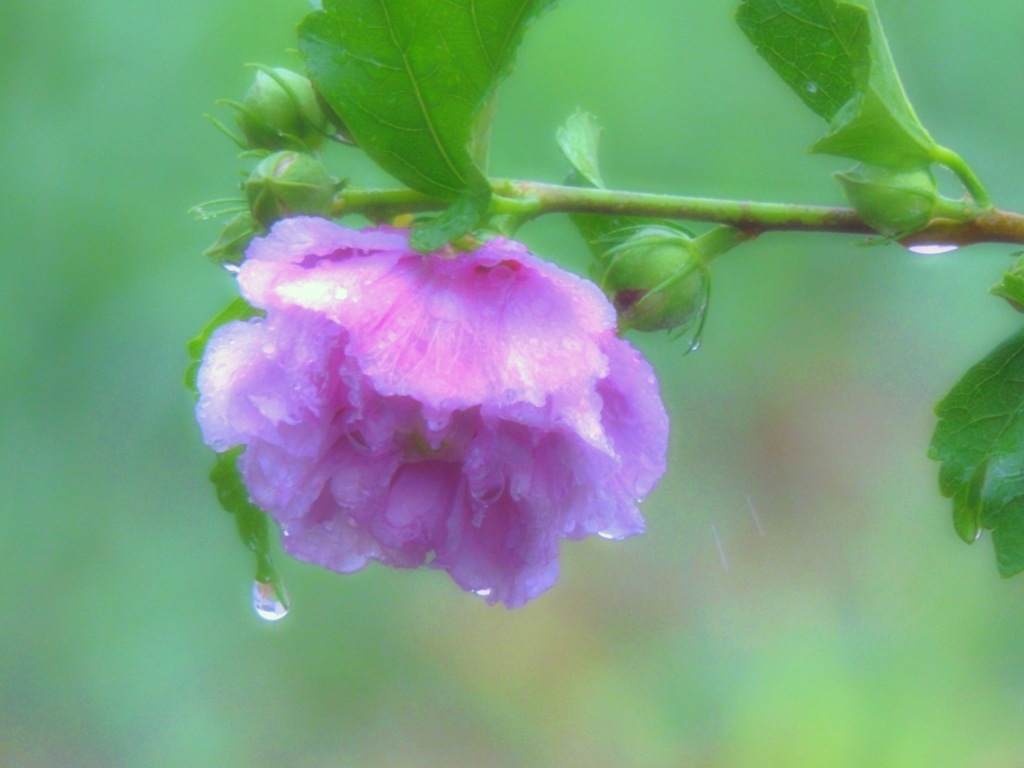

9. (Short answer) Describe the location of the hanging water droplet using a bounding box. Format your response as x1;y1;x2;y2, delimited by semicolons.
252;580;289;621
597;531;616;540
805;81;819;94
909;244;959;255
973;527;983;542
474;588;492;596
223;263;241;274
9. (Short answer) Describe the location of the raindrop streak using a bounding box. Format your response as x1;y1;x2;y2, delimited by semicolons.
746;495;765;537
252;580;289;621
711;524;729;571
909;244;959;255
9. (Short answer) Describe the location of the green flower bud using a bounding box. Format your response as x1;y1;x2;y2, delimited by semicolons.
836;164;939;237
599;227;707;332
245;151;337;229
991;252;1024;313
236;68;328;151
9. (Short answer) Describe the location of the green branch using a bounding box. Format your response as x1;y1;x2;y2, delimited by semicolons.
331;180;1024;249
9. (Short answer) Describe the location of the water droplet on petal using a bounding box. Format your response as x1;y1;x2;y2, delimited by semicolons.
474;588;492;596
252;580;289;621
909;244;959;255
805;81;819;94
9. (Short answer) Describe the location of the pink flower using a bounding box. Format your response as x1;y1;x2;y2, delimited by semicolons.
195;217;669;607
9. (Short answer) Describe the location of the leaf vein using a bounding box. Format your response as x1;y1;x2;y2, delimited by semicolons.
377;0;467;186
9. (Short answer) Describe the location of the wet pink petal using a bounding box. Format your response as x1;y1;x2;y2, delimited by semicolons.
196;217;669;607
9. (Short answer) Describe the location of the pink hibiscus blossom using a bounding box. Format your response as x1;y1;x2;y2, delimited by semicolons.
195;217;669;607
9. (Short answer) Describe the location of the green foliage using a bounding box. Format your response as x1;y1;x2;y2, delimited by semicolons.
556;110;605;189
299;0;556;202
990;254;1024;313
735;0;870;121
409;187;492;252
204;211;257;266
558;111;621;260
737;0;938;169
930;328;1024;575
210;448;290;608
184;298;264;394
557;111;691;265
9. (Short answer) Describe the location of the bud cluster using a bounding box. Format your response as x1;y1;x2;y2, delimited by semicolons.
203;67;343;263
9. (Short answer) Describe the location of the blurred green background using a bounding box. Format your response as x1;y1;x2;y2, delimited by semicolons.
3;1;1024;765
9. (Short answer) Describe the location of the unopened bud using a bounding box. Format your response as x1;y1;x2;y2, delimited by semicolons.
245;151;337;228
600;227;707;332
836;164;939;238
237;68;328;151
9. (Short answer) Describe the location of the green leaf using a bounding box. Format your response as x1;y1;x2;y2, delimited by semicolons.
204;212;257;266
736;0;870;121
409;187;492;252
556;111;691;263
992;274;1024;312
737;0;938;169
185;298;263;394
808;84;934;169
210;447;289;607
990;254;1024;313
556;110;604;189
930;328;1024;576
299;0;556;200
